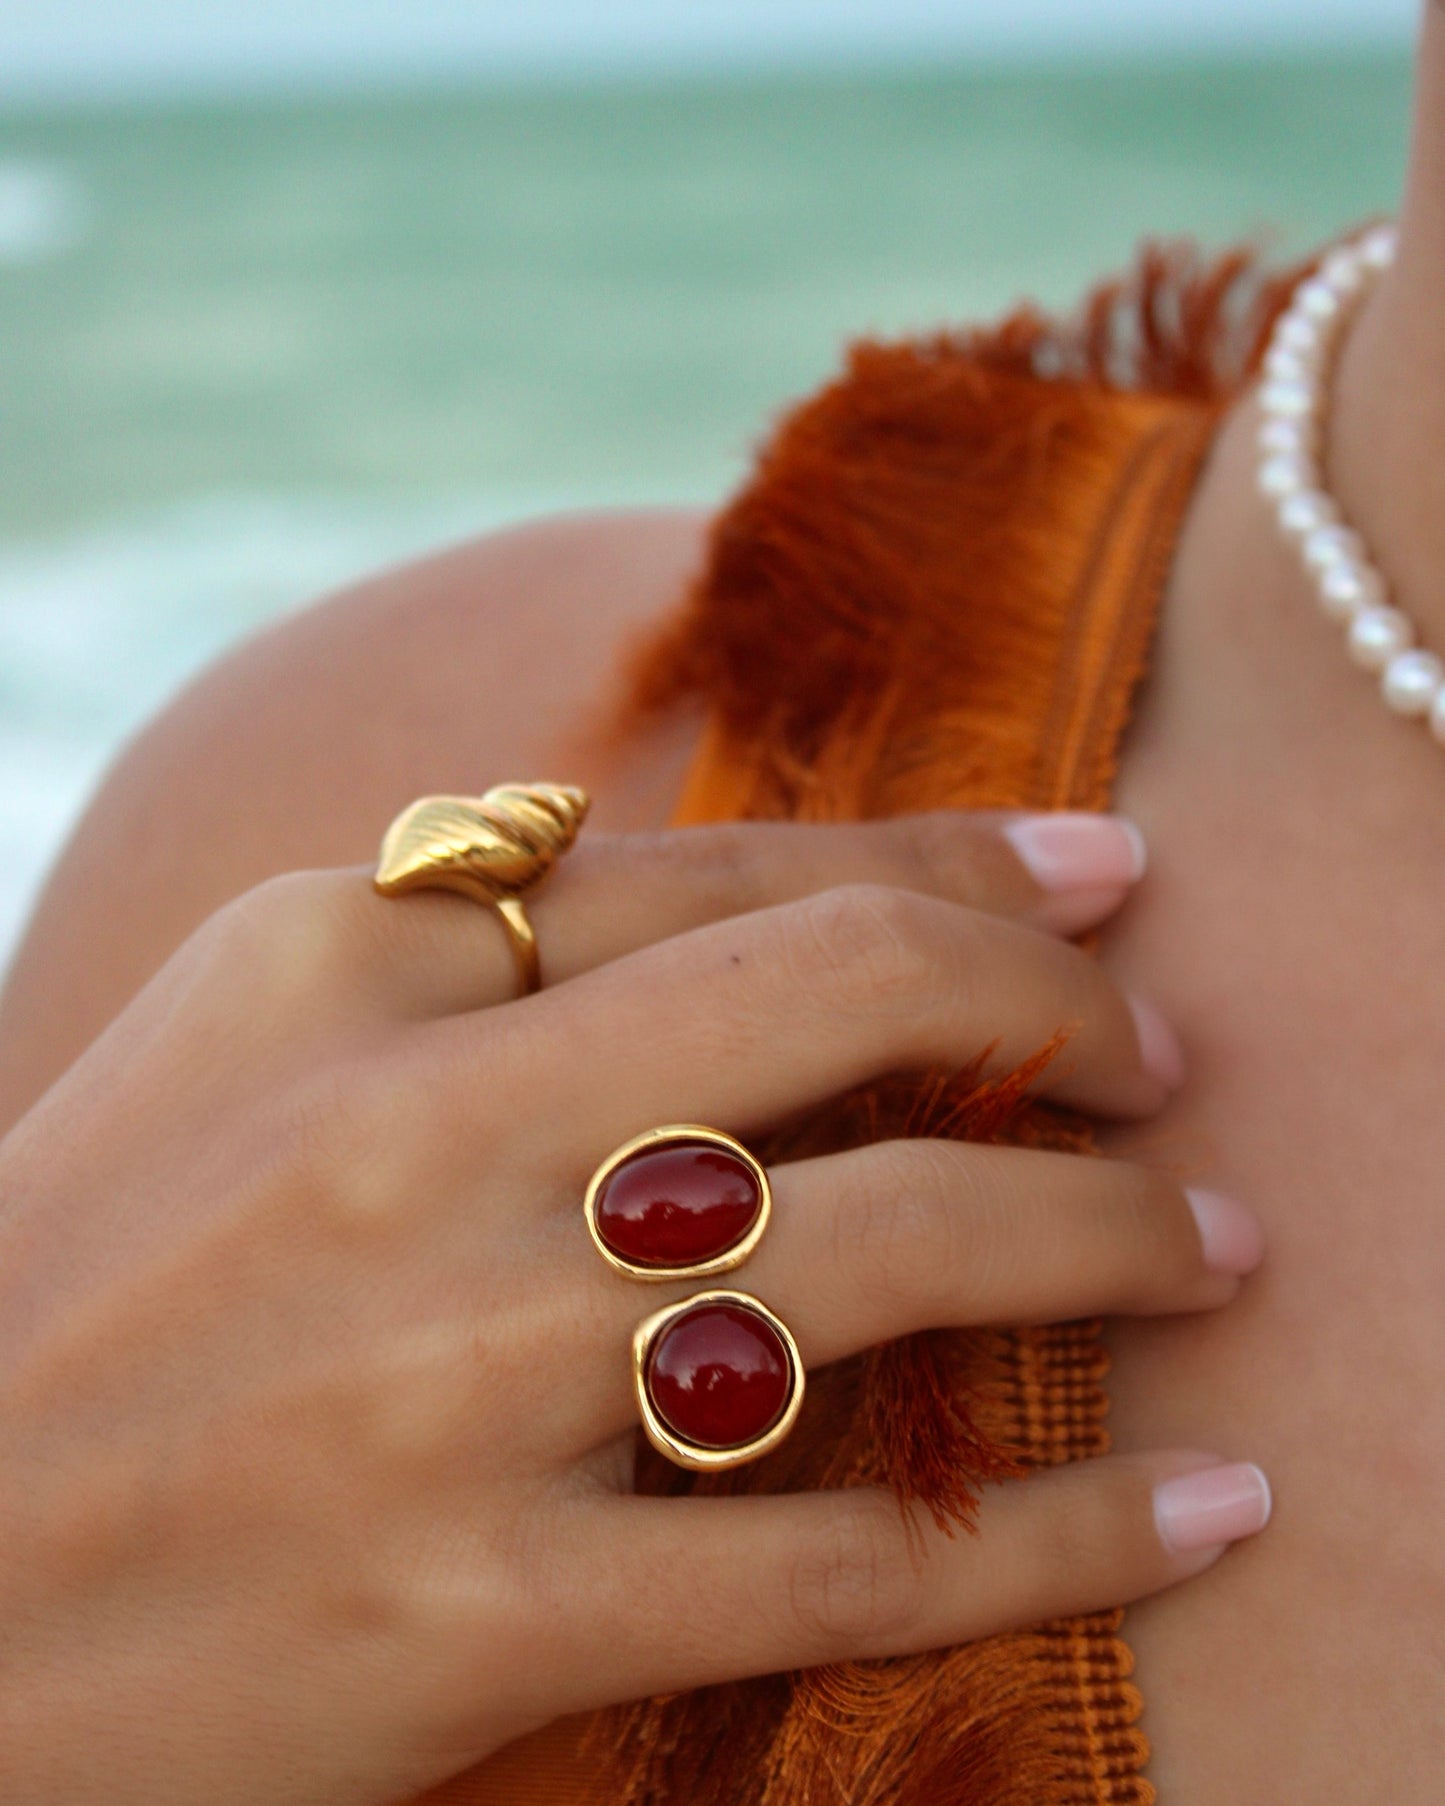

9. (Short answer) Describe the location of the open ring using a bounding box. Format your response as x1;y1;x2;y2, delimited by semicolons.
584;1125;772;1281
373;782;588;996
633;1289;804;1471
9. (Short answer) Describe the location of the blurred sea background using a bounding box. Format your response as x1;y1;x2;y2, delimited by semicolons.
0;0;1417;967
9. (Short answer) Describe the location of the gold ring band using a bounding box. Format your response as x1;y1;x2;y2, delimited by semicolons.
488;895;541;997
373;782;588;997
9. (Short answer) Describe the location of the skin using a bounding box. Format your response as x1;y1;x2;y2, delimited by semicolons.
4;3;1445;1797
1095;6;1445;1791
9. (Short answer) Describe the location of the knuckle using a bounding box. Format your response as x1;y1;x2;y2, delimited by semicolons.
270;1052;417;1230
782;884;936;1015
201;870;356;1004
383;1516;544;1746
787;1498;921;1653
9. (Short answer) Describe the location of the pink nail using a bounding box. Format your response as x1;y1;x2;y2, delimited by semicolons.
1155;1462;1272;1555
1002;814;1147;892
1127;994;1187;1092
1186;1189;1265;1277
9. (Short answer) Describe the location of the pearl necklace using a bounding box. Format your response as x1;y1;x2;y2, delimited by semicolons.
1254;223;1445;736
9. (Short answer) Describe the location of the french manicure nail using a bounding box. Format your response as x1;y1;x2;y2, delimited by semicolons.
1003;813;1147;892
1127;994;1187;1092
1154;1462;1272;1555
1186;1188;1265;1277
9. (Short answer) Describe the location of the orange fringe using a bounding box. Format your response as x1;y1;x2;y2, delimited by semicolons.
580;242;1304;1806
627;240;1297;789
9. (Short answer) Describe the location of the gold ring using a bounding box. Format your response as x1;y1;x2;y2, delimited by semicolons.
633;1288;804;1471
373;782;589;996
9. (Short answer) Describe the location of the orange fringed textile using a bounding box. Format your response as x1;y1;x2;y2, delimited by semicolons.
417;242;1301;1806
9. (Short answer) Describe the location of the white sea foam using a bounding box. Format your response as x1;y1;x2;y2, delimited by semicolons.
0;162;85;265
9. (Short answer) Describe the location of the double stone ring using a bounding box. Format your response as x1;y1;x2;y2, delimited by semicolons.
585;1125;804;1471
375;784;805;1472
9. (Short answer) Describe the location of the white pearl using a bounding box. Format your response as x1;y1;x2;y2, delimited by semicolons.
1382;649;1444;716
1303;525;1364;576
1278;490;1338;537
1359;224;1397;269
1259;377;1318;419
1429;688;1445;746
1348;605;1414;672
1258;454;1311;498
1297;278;1342;323
1257;416;1315;459
1318;561;1382;620
1275;314;1321;357
1320;249;1365;296
1263;345;1310;385
1268;320;1322;369
1319;561;1383;621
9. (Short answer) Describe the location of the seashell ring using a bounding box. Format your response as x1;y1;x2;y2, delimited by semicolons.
373;782;589;996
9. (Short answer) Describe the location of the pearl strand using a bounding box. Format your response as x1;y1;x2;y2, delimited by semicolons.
1254;224;1445;736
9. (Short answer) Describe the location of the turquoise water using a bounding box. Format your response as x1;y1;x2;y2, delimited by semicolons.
0;53;1412;957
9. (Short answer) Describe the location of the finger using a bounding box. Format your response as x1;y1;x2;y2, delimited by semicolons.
752;1144;1263;1364
348;810;1147;1014
469;885;1182;1169
544;1453;1271;1709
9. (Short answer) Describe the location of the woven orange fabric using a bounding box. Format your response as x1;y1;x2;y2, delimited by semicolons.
416;245;1298;1806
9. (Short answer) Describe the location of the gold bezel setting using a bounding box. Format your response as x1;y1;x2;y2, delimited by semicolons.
631;1289;804;1472
583;1124;772;1282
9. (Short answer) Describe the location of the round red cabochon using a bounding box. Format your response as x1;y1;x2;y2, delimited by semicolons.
594;1139;763;1269
645;1300;792;1449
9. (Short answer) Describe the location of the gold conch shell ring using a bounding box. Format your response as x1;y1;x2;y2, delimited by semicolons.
373;782;590;996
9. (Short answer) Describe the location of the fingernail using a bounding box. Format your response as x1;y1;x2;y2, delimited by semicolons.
1002;813;1147;892
1155;1462;1272;1555
1127;994;1187;1091
1186;1188;1265;1277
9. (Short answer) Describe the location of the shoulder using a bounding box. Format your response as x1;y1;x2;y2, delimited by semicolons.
0;508;708;1124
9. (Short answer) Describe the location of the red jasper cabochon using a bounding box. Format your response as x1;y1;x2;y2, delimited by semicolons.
593;1140;763;1269
646;1301;793;1449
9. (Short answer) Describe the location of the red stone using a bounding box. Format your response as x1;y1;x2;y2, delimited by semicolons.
646;1301;792;1449
594;1140;762;1270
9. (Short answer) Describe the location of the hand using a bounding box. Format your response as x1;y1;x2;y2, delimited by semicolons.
0;810;1266;1805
